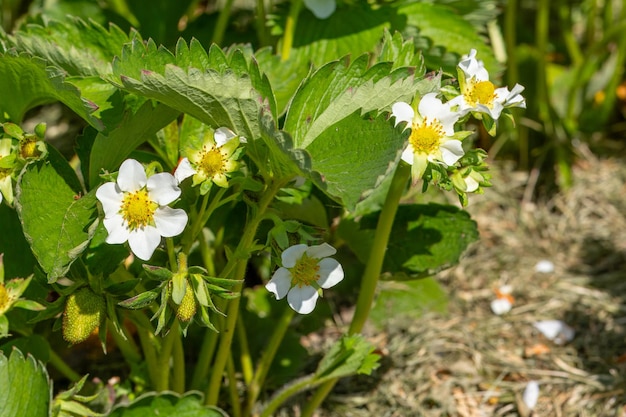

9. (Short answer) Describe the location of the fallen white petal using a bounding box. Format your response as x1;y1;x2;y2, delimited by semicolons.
534;259;554;273
533;320;575;344
522;380;539;410
490;298;512;315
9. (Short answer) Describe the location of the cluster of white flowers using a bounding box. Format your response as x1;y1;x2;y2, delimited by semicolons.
391;49;526;185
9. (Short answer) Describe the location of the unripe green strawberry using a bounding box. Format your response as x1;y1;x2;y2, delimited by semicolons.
62;287;105;344
176;281;196;322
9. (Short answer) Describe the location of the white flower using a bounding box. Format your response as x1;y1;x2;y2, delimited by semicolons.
533;320;575;345
392;93;465;180
303;0;336;19
522;381;539;410
266;243;344;314
490;298;512;315
96;159;188;261
450;49;526;120
174;127;240;192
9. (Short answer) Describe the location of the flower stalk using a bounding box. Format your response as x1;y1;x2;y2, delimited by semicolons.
301;160;411;416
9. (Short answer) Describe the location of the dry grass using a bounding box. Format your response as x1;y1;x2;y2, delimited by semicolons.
285;146;626;417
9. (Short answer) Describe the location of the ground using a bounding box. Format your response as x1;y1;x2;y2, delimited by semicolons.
285;144;626;417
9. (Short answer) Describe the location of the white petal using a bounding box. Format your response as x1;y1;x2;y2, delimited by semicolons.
464;175;479;192
127;227;161;261
281;244;308;268
490;298;512;315
391;102;414;126
153;206;188;237
400;146;414;165
96;182;124;217
440;140;465;165
103;216;130;244
174;158;196;183
214;127;237;147
533;320;575;344
117;159;147;192
303;0;336;19
287;286;319;314
305;242;336;259
147;172;181;205
316;258;344;289
534;260;554;273
0;192;2;204
522;381;539;410
266;268;292;300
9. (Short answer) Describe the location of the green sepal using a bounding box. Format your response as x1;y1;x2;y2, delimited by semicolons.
118;289;161;310
142;264;174;282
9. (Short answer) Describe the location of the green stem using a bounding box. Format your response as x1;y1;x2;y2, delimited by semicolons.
205;180;286;405
281;0;302;61
260;374;317;417
155;320;179;391
131;312;160;389
172;328;186;393
166;238;177;272
212;0;235;45
190;328;219;389
301;162;411;417
244;306;295;416
107;320;142;363
255;0;270;47
48;349;81;382
227;355;242;417
237;315;254;385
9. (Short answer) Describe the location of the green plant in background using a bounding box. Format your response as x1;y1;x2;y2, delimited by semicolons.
502;0;626;191
0;1;530;416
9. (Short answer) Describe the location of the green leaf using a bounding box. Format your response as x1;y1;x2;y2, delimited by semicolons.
0;203;36;279
291;4;395;66
284;55;418;149
315;334;380;380
0;52;101;126
110;39;276;141
397;2;500;75
109;391;228;417
87;99;180;187
303;111;406;209
339;203;479;279
16;149;98;282
7;17;134;77
0;334;50;363
0;348;51;417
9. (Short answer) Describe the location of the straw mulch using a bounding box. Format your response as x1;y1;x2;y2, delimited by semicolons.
294;144;626;417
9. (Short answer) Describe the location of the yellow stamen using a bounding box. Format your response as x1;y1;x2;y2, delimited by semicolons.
289;253;320;288
409;118;443;155
198;145;226;179
0;284;9;313
120;189;158;230
465;79;496;107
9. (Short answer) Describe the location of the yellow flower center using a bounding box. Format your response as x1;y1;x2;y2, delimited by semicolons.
120;189;158;230
465;79;496;107
289;254;320;288
0;284;9;314
409;118;443;155
198;146;226;178
20;138;41;159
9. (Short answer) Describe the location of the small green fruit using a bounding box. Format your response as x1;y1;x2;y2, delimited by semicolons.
176;281;196;322
62;288;105;344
